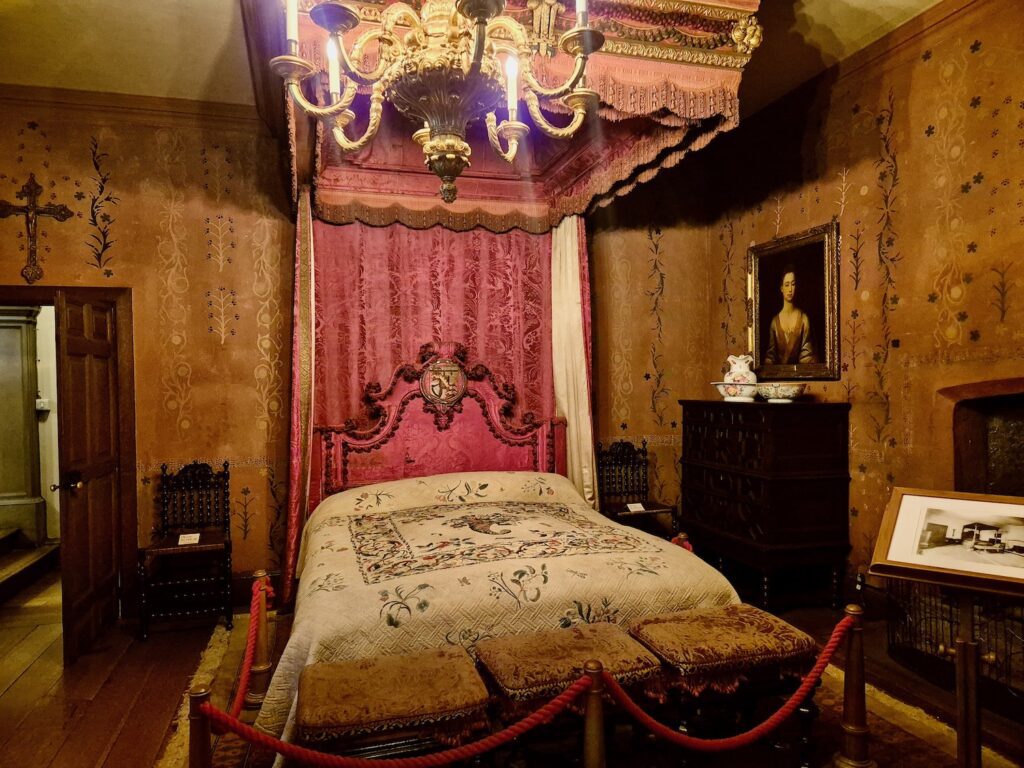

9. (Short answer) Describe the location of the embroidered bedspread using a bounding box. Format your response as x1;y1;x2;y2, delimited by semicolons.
255;471;738;739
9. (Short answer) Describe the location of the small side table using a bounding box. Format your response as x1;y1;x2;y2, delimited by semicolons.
604;500;676;537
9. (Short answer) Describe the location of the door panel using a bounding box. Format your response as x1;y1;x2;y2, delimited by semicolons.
56;291;120;663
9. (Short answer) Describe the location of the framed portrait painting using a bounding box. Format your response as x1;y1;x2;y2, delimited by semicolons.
750;219;840;381
870;487;1024;598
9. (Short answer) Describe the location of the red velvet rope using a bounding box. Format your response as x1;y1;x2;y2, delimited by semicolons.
600;614;856;753
209;584;855;764
200;674;592;768
229;578;275;719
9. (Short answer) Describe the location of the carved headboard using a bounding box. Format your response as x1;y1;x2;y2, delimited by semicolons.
313;343;566;498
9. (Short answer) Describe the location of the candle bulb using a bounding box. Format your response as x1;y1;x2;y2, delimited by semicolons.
505;55;519;122
327;36;341;96
286;0;299;45
575;0;588;28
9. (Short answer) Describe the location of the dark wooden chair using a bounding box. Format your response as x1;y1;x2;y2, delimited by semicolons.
138;461;232;640
595;439;675;534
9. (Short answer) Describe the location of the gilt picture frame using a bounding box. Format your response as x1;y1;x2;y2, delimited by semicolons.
750;219;840;381
869;486;1024;598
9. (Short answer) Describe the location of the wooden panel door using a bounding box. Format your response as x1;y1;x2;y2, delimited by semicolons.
55;291;120;662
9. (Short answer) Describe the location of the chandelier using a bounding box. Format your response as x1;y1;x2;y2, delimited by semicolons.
270;0;604;202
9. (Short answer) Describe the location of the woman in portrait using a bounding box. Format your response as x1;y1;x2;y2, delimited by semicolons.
764;266;817;365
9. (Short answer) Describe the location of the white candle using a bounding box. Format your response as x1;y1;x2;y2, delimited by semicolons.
575;0;588;27
286;0;299;44
505;55;519;121
327;36;341;95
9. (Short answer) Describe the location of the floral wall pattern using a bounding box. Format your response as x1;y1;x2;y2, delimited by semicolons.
0;94;294;573
591;0;1024;571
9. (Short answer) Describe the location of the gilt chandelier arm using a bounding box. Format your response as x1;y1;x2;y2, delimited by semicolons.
270;56;357;119
336;29;395;85
522;56;585;99
523;90;586;139
330;85;386;151
485;112;528;163
523;27;603;97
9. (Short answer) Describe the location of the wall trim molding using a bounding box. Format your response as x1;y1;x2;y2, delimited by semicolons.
0;84;265;130
834;0;983;84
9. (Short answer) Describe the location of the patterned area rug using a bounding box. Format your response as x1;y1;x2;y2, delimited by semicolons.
162;618;1014;768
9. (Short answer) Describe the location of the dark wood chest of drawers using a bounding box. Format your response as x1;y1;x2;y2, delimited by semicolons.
678;399;850;608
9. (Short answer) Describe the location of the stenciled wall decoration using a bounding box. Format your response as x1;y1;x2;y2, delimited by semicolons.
591;0;1024;572
0;92;294;573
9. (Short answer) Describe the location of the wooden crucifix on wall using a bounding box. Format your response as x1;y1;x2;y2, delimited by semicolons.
0;173;73;284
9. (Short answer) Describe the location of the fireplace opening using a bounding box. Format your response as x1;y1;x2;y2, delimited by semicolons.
954;393;1024;497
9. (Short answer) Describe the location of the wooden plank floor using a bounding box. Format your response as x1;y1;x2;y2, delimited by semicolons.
0;569;213;768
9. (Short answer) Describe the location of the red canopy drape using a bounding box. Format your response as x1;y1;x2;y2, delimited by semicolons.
281;218;554;603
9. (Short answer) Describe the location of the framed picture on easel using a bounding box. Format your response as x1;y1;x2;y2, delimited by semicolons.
870;486;1024;768
870;486;1024;598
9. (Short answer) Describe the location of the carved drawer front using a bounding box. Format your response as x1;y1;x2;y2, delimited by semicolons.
682;464;765;505
763;478;850;543
680;486;766;543
682;421;767;470
762;413;849;474
677;400;850;606
681;402;849;475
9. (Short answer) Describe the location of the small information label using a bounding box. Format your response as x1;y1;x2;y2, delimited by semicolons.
178;533;201;545
626;502;646;513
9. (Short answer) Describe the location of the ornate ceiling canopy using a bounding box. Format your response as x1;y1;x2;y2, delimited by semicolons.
268;0;761;231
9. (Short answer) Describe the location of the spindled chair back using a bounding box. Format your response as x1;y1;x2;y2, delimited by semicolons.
157;461;231;537
595;440;650;505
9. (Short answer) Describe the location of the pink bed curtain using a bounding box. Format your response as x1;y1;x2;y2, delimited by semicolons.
282;218;555;603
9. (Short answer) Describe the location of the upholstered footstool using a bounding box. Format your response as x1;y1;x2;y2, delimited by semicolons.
629;603;817;694
630;603;819;763
475;623;661;718
296;646;489;751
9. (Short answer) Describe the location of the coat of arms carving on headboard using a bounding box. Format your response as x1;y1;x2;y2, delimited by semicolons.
419;356;467;427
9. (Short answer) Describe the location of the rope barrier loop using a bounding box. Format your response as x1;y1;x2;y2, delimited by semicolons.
200;674;592;768
196;572;861;767
601;613;856;752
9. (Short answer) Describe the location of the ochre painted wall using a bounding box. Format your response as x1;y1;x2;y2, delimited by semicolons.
0;90;294;573
590;0;1024;573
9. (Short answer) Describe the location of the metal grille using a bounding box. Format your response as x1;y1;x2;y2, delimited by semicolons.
886;580;1024;718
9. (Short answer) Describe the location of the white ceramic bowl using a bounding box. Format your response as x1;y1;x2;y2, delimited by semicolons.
712;381;757;402
755;382;806;402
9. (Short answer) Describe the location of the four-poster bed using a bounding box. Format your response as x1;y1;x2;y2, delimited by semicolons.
260;0;766;748
255;346;738;740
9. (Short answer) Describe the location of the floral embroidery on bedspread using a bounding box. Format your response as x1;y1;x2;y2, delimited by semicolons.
350;501;654;584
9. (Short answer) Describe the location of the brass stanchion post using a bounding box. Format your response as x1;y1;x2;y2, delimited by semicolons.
583;659;606;768
954;592;982;768
832;604;876;768
189;685;213;768
245;569;273;708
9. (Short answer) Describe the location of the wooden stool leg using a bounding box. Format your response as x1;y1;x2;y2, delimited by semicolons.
797;679;820;768
831;563;844;610
224;547;234;631
138;557;149;641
